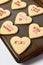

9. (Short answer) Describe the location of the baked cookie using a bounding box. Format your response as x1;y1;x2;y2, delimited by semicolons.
0;21;18;35
15;12;32;24
10;36;31;54
0;8;10;20
29;23;43;39
11;0;27;10
0;0;10;4
28;5;43;16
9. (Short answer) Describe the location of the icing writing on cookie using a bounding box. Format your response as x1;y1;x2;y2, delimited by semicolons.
19;18;22;21
14;1;21;6
31;7;40;13
0;10;6;16
33;27;40;33
15;41;25;44
19;14;28;21
3;24;14;32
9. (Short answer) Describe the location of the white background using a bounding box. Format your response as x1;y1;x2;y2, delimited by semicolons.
0;39;43;65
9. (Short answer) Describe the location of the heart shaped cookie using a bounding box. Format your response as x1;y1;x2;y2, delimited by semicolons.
15;12;32;24
0;21;18;35
11;0;27;10
0;0;10;4
10;36;31;54
29;23;43;39
28;5;43;16
0;8;10;20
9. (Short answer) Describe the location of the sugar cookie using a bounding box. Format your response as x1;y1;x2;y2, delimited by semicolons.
10;36;31;54
0;21;18;35
28;5;43;16
0;0;10;4
0;8;10;20
11;0;27;10
29;23;43;39
15;12;32;24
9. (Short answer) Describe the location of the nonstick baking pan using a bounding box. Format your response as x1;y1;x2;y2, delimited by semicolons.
0;0;43;63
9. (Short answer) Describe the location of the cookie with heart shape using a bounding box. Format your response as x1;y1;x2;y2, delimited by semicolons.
11;0;27;10
0;0;10;4
15;12;32;24
0;8;10;20
0;21;18;35
10;36;31;54
28;5;43;16
29;23;43;39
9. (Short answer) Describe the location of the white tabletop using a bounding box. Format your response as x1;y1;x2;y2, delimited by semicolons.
0;39;43;65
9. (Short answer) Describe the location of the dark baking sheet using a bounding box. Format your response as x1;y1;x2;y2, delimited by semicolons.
34;0;43;7
0;0;43;63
